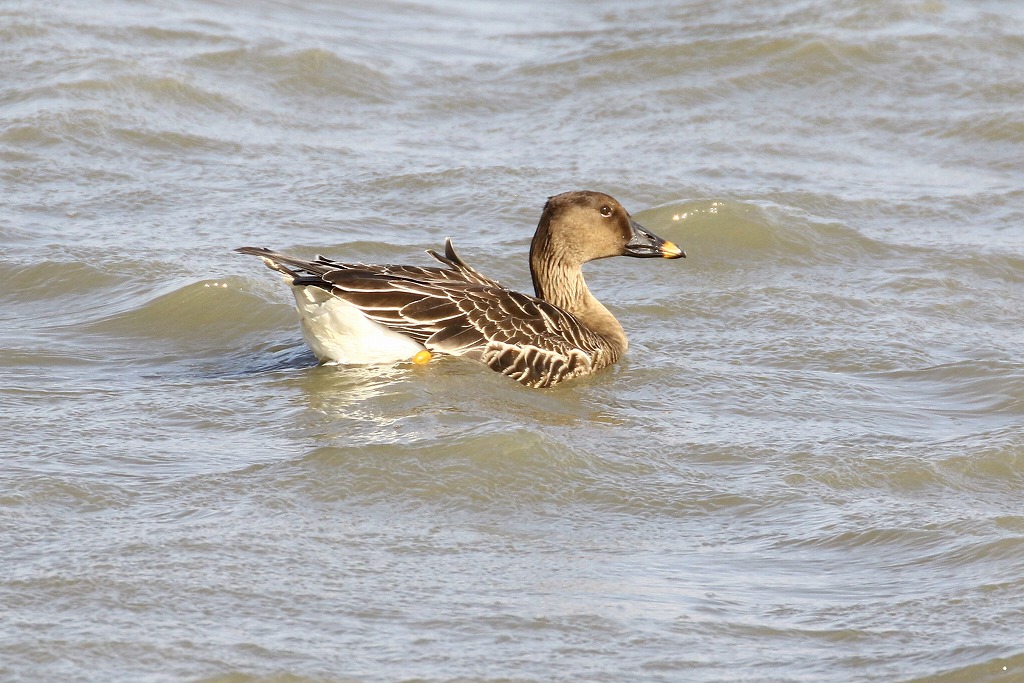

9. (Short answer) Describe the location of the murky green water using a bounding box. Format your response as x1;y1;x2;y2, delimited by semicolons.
2;1;1023;681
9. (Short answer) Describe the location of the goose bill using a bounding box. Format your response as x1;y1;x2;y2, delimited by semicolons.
624;219;686;259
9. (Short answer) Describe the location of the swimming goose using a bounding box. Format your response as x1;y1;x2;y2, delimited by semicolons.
237;190;684;388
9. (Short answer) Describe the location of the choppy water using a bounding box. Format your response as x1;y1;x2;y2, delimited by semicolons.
2;0;1023;681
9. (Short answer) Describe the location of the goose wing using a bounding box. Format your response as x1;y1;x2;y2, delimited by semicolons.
237;242;608;387
315;270;608;388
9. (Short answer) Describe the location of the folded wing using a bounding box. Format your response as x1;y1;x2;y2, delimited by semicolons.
237;241;611;388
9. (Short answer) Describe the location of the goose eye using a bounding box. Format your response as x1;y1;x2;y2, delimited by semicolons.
599;205;612;217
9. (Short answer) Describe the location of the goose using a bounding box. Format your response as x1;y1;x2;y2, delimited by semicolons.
237;190;684;388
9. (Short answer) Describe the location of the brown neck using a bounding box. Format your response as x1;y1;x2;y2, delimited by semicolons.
530;236;628;357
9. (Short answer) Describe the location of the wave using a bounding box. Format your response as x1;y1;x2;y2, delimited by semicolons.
79;278;298;357
641;197;897;269
188;45;393;102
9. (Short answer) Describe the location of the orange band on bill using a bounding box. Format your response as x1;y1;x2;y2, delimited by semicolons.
661;241;684;258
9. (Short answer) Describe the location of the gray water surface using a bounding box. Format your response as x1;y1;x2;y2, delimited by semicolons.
2;1;1023;681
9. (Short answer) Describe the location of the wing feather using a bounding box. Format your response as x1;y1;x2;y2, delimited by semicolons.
237;242;611;387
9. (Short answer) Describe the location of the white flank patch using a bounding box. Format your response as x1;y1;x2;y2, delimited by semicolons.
290;285;424;364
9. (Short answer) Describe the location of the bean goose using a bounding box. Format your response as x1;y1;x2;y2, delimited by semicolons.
237;190;684;388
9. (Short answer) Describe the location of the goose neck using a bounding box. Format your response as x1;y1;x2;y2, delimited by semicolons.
529;251;628;357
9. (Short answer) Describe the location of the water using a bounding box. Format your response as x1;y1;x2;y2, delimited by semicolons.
2;0;1023;681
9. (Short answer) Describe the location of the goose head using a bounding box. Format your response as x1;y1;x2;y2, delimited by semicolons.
530;191;685;269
